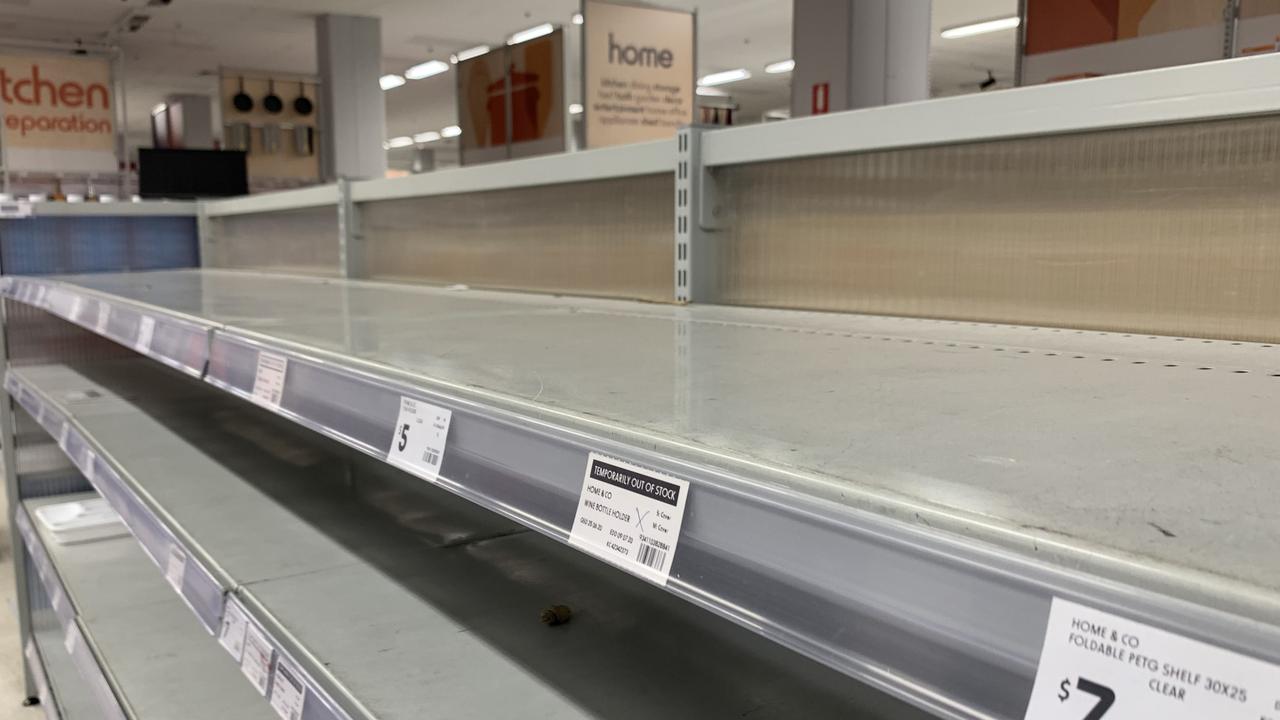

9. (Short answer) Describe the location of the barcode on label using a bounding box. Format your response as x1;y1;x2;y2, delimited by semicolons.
636;542;666;570
422;449;440;467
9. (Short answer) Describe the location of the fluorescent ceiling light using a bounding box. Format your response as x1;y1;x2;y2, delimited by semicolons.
698;68;750;86
508;22;554;45
405;59;449;80
451;45;490;64
569;103;583;115
571;12;583;25
386;136;414;148
379;74;406;90
764;59;794;74
696;86;729;97
150;103;167;116
940;16;1020;39
413;131;441;143
441;125;461;138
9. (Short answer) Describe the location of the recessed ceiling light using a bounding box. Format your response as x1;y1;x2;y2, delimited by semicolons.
386;136;414;148
405;59;449;80
571;13;583;25
696;87;729;97
569;103;583;114
441;125;461;138
450;45;490;64
508;23;554;45
698;68;750;87
764;59;794;74
379;74;405;90
413;131;441;143
150;103;167;116
940;16;1020;39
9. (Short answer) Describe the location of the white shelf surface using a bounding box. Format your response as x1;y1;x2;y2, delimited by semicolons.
9;359;919;720
18;493;273;720
5;269;1280;720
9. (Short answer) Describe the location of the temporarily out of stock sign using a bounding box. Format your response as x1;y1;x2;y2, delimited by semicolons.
0;53;117;172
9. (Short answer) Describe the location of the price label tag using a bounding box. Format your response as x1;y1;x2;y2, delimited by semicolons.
268;658;308;720
1025;598;1280;719
95;302;110;335
385;396;452;481
63;624;78;656
135;315;156;354
240;622;274;696
251;352;288;408
57;422;70;451
33;285;47;308
68;295;83;321
164;544;187;594
81;449;95;482
0;200;30;218
218;599;250;661
568;453;690;585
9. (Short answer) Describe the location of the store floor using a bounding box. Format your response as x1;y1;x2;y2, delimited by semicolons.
0;491;41;720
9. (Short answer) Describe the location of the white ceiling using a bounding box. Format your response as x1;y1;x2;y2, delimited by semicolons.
0;0;1018;149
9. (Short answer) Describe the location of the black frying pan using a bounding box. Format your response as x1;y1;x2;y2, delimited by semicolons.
232;76;253;112
293;81;313;116
293;81;312;115
263;78;283;114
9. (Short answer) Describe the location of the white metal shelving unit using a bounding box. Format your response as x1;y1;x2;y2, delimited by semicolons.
4;269;1280;720
7;53;1280;720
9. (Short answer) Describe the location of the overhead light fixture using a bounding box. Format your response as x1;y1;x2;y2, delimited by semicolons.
940;16;1020;39
698;68;750;87
764;59;794;74
413;131;441;143
441;125;461;138
405;59;449;80
508;22;554;45
696;86;729;97
572;12;583;25
150;102;167;116
386;136;414;148
379;74;406;90
569;103;583;115
451;45;490;64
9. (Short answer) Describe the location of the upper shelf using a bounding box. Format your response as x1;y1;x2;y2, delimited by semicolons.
6;269;1280;720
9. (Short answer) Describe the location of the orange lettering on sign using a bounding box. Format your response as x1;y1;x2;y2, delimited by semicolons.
0;65;110;109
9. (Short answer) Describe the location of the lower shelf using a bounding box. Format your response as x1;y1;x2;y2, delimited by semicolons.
12;359;929;720
19;493;275;720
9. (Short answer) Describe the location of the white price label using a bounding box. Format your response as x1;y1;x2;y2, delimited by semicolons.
240;622;274;696
50;587;65;614
268;658;308;720
218;600;250;661
95;302;110;334
33;285;47;308
251;352;288;407
69;295;83;321
1025;598;1280;719
385;396;452;481
80;449;95;481
62;624;78;655
57;422;69;451
0;200;30;218
135;315;156;354
164;544;187;593
568;453;690;585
